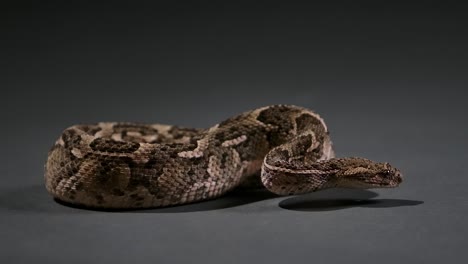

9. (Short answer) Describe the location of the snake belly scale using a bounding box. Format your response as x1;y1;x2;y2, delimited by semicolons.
45;105;402;209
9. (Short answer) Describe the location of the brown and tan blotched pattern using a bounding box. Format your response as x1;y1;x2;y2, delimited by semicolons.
45;105;403;209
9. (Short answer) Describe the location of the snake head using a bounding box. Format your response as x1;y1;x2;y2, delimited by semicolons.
336;158;403;189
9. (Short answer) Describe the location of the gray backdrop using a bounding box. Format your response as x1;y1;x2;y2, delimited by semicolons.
2;2;467;264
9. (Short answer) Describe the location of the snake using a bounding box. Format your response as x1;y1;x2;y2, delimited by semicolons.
44;105;403;209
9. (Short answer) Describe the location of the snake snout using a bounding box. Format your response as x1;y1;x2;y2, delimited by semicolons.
388;169;403;187
396;171;403;183
378;165;403;187
395;170;403;185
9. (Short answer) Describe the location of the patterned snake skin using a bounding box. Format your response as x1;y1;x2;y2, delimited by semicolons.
45;105;403;209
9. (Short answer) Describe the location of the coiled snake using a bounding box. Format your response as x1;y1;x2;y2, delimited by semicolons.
45;105;402;208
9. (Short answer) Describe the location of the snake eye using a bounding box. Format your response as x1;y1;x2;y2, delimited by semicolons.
382;169;391;175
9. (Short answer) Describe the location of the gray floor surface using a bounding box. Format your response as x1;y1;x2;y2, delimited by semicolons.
2;2;467;263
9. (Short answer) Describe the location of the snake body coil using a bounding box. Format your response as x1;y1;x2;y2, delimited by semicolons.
45;105;402;208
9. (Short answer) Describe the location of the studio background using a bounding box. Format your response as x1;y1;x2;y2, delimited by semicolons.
2;2;467;264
